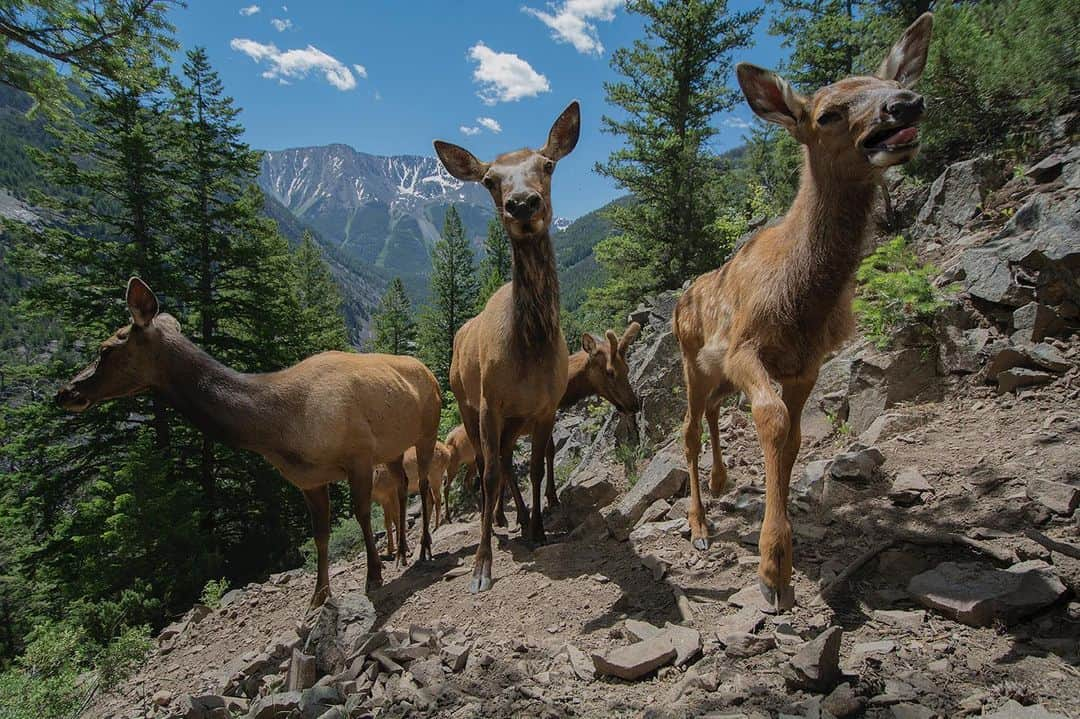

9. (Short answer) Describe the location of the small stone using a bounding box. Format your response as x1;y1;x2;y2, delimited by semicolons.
440;643;470;673
783;626;843;692
720;631;775;658
982;700;1069;718
407;658;445;689
298;686;343;718
559;643;595;682
728;584;777;615
927;658;949;672
640;553;667;580
872;609;926;629
636;498;672;526
890;703;934;719
997;367;1055;394
829;444;885;481
592;635;677;681
823;682;864;718
890;467;933;506
151;689;172;706
852;639;896;657
248;692;302;719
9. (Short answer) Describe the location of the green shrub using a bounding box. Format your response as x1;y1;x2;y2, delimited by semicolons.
301;508;384;570
199;578;229;609
854;238;945;348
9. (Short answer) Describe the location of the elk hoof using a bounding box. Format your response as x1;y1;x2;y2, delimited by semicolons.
365;575;383;592
758;577;795;613
692;536;709;551
308;587;330;610
469;571;493;594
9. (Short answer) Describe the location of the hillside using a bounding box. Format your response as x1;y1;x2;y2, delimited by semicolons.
88;126;1080;719
554;195;630;311
257;145;495;304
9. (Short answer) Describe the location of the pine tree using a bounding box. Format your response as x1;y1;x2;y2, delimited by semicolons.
292;231;350;353
589;0;761;323
476;217;511;309
371;277;417;356
418;206;478;390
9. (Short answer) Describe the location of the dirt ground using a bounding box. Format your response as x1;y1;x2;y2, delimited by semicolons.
89;371;1080;719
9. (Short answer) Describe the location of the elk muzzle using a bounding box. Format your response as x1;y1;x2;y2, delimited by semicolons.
504;191;543;222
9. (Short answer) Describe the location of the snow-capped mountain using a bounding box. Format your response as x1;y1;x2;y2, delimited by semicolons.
258;145;494;300
551;216;573;233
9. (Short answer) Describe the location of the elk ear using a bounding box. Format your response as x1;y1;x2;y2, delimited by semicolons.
126;277;158;327
878;12;933;88
581;332;598;356
433;141;487;182
542;101;580;161
605;330;619;357
618;321;641;354
736;63;806;131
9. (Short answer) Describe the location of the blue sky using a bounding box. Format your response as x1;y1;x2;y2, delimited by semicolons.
172;1;787;220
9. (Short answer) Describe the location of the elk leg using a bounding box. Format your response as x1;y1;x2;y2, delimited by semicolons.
414;438;436;563
781;373;816;482
500;420;529;532
528;419;554;543
302;485;332;608
380;497;396;558
705;384;734;496
443;459;458;521
544;436;559;508
470;404;502;593
728;349;794;612
682;365;711;551
348;463;383;591
387;458;411;567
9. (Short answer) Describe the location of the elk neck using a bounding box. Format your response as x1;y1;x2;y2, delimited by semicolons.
775;147;878;325
560;351;593;408
153;333;274;451
509;226;561;357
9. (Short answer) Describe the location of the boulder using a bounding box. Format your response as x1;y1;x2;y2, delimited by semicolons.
635;499;672;526
889;467;933;506
605;441;688;540
559;472;619;524
823;683;864;718
407;658;446;689
661;622;702;667
304;599;346;676
908;560;1067;626
846;348;940;434
298;686;343;719
783;626;843;692
829;444;885;482
218;651;274;698
720;631;775;658
997;367;1056;394
1012;302;1064;343
591;635;677;681
982;700;1069;719
170;694;248;719
440;643;470;673
915;155;1004;237
287;649;317;692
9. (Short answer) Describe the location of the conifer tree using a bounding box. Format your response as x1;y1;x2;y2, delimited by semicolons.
292;231;351;353
418;206;478;389
371;277;417;356
476;217;511;309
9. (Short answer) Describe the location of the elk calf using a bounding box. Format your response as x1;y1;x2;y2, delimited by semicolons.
57;279;441;608
373;442;451;555
673;15;934;611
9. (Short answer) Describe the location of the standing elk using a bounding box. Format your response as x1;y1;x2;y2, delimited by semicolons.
434;101;579;593
56;278;441;608
442;321;642;519
373;441;452;556
673;14;934;611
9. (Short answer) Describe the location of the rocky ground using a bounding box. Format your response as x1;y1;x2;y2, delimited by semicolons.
87;128;1079;719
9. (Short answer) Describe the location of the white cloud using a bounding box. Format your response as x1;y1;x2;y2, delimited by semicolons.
352;64;367;79
467;42;550;104
460;125;482;136
270;17;292;31
722;115;752;130
476;116;502;133
522;0;621;55
230;38;359;90
239;4;260;16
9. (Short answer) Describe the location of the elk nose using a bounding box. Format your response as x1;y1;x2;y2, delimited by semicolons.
885;92;925;123
505;192;541;220
55;385;74;407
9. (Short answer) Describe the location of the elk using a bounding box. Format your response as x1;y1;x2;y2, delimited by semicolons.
673;14;933;611
373;442;451;556
441;321;643;519
434;101;579;593
56;278;441;608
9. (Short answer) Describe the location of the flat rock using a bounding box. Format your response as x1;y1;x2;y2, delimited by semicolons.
635;498;672;526
829;444;885;482
823;683;864;718
606;442;689;540
298;686;342;718
592;635;677;681
247;691;302;719
171;694;248;719
872;609;925;629
720;631;775;658
852;639;896;657
624;619;662;641
662;622;702;666
908;560;1067;626
1026;478;1080;515
783;626;843;692
998;367;1056;394
558;643;595;682
982;700;1069;718
890;467;933;506
890;703;934;719
728;584;777;615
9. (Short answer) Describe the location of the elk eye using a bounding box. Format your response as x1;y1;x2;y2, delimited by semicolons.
543;159;555;174
817;111;842;126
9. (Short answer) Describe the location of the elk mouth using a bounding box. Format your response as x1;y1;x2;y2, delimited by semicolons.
862;123;920;155
55;386;92;412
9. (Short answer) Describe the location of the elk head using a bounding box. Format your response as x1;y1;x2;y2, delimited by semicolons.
737;13;933;173
434;101;580;242
56;278;179;412
581;322;642;414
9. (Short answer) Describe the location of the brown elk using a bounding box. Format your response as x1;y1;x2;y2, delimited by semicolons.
372;442;452;556
434;101;579;593
441;321;642;519
56;278;441;608
673;14;933;611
